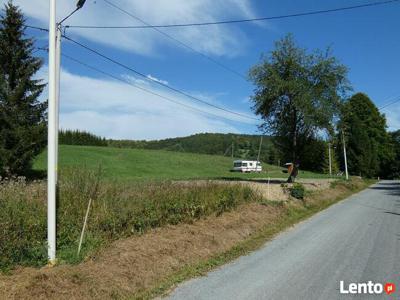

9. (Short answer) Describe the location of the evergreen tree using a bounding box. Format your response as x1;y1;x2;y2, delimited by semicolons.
339;93;394;178
321;142;339;175
0;1;46;177
389;130;400;178
59;129;107;147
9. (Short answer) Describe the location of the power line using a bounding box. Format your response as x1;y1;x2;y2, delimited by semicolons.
26;24;258;121
61;34;258;121
37;47;253;123
100;0;246;80
28;25;400;121
57;51;255;124
379;96;400;110
25;25;49;32
65;0;400;29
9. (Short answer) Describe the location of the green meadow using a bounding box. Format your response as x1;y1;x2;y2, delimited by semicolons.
33;145;329;181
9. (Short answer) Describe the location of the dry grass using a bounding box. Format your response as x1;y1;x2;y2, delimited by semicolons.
0;203;282;299
178;178;335;201
0;168;260;271
0;178;371;300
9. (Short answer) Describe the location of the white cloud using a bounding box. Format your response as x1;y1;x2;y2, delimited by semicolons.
9;0;258;57
147;74;168;85
383;105;400;131
36;66;256;140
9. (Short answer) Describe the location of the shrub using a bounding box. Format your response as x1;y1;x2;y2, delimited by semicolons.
289;183;305;200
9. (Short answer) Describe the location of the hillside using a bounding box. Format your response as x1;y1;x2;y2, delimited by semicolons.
33;145;327;181
107;133;278;164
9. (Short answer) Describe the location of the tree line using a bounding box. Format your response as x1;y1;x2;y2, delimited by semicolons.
108;133;276;163
59;129;107;147
248;34;399;179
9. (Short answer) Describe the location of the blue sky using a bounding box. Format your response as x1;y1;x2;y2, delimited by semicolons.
5;0;400;139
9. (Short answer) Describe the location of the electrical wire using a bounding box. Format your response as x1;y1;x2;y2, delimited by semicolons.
61;35;259;121
379;96;400;110
37;47;256;123
25;25;49;32
25;25;257;121
100;0;246;80
65;0;400;29
58;52;255;124
28;25;400;123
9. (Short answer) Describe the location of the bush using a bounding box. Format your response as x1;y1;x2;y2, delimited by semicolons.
0;178;47;271
0;168;261;271
289;183;305;200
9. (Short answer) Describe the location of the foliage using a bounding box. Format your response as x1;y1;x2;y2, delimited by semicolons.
59;129;107;147
289;183;305;199
321;142;340;175
301;138;326;173
0;1;46;177
109;133;278;164
388;130;400;178
249;34;349;167
339;93;395;178
0;178;47;271
0;167;261;270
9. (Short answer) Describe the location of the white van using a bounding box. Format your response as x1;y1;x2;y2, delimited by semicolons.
232;160;262;173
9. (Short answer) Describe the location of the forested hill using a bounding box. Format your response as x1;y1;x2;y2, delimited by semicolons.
108;133;277;163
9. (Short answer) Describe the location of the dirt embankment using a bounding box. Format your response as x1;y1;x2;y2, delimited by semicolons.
0;179;360;300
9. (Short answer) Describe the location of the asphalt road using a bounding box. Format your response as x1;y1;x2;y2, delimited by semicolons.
167;180;400;300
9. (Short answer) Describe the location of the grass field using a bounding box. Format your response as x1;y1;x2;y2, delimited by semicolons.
33;145;330;181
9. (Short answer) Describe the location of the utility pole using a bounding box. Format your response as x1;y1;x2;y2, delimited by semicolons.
55;25;61;182
328;142;332;177
47;0;57;263
47;0;87;264
257;136;263;162
231;142;234;159
342;131;349;180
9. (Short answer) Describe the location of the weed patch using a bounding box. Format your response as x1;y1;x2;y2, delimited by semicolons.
0;168;261;271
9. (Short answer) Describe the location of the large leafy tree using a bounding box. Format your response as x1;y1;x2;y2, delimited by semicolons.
0;1;46;177
339;93;394;178
249;34;349;166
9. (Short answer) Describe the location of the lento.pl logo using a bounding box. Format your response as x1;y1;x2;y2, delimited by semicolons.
339;281;396;295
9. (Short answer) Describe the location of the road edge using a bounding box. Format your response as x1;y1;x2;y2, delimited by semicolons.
133;179;375;300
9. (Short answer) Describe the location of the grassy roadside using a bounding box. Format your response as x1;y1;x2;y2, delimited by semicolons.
0;168;264;271
134;179;374;300
0;177;374;299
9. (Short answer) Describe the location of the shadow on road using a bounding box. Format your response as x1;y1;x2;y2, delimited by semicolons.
384;211;400;216
369;181;400;197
